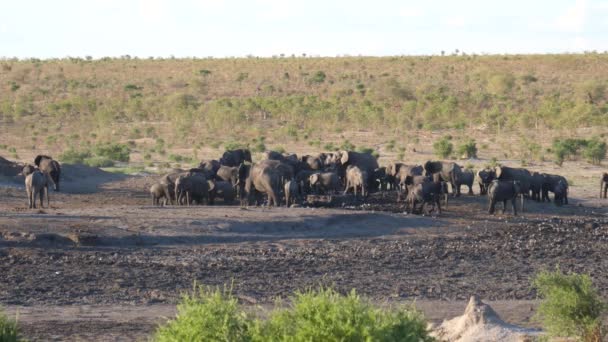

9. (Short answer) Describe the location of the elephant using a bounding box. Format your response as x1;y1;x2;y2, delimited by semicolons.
553;180;568;206
309;172;340;194
487;180;522;215
405;177;448;215
158;171;181;205
198;159;220;176
372;167;389;192
300;154;323;171
541;173;568;204
459;169;475;195
424;161;463;197
602;173;608;199
257;159;294;186
22;164;36;177
150;183;170;206
344;165;368;198
295;170;317;196
476;168;495;195
175;172;209;206
215;165;239;185
241;162;282;207
335;150;379;189
529;172;544;202
395;164;424;201
25;170;52;209
494;166;531;196
263;150;285;161
284;180;300;207
35;155;61;191
208;180;236;205
219;149;252;167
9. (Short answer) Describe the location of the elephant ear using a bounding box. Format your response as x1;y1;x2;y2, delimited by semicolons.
444;162;455;173
339;150;349;165
310;173;318;184
207;180;216;191
495;166;503;179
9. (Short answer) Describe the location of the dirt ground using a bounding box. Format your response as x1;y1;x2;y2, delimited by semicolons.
1;165;608;341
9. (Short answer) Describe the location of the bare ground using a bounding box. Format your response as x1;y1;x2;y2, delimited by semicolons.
1;169;608;341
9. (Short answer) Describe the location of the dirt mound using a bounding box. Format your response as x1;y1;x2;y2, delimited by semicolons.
432;296;541;341
61;163;116;180
0;156;24;181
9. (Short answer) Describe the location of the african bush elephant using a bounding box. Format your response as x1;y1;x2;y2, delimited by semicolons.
541;173;568;205
150;183;170;206
487;180;522;215
494;166;531;196
476;168;495;195
300;154;323;171
22;164;36;177
529;172;544;202
295;170;316;196
372;167;389;192
198;159;220;176
284;180;300;207
208;180;236;205
35;155;61;191
424;161;463;197
175;172;209;206
257;159;294;186
158;171;181;205
344;165;367;198
309;172;340;194
242;162;282;207
215;165;239;185
393;164;424;201
600;173;608;199
459;169;475;195
220;149;252;167
25;170;52;209
405;177;448;215
553;180;568;206
335;150;378;189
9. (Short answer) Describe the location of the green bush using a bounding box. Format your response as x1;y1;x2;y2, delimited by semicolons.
92;143;130;162
433;136;453;159
153;286;432;342
59;148;92;164
582;137;607;165
84;156;115;168
533;268;605;341
456;139;477;159
310;71;327;83
223;141;247;151
0;307;20;342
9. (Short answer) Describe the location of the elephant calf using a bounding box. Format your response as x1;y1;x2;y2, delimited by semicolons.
487;180;522;215
459;170;475;195
344;166;367;197
601;173;608;199
284;180;300;207
477;168;495;195
208;180;236;205
309;172;340;195
150;183;170;206
25;170;52;209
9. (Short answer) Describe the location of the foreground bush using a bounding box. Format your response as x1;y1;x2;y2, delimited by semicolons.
533;268;606;341
0;307;20;342
153;286;433;342
433;136;453;159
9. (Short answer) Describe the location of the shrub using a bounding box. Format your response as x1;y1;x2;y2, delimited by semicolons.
433;136;453;159
357;146;380;159
59;148;92;164
223;141;247;151
583;137;607;165
250;288;432;342
92;143;130;162
340;140;355;151
552;138;588;166
533;268;605;341
153;286;249;342
456;139;477;159
83;156;115;168
0;307;19;342
310;71;327;83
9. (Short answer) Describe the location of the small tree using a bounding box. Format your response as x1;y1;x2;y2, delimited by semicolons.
583;137;607;165
533;268;605;341
456;139;477;159
433;136;453;159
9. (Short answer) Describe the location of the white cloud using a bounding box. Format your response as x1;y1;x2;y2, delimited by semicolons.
554;0;587;32
139;0;166;22
398;7;423;18
445;16;466;29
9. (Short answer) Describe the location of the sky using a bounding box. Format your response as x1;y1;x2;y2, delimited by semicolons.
0;0;607;58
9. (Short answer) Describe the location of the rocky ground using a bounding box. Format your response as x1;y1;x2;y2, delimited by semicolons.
1;166;608;341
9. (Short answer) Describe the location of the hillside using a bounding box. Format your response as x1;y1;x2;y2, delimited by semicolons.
1;54;607;165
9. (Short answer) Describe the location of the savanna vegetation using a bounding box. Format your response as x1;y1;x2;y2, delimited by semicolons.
0;54;607;165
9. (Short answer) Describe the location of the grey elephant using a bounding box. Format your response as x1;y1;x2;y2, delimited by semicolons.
372;167;389;192
257;159;294;186
284;180;300;207
198;159;221;176
405;177;448;215
208;180;236;205
601;173;608;199
487;180;522;215
529;172;544;202
220;149;252;167
157;171;182;205
541;173;568;205
459;169;474;195
34;155;61;191
494;166;531;196
300;154;323;171
553;180;568;206
391;164;424;201
22;164;36;177
241;162;282;207
175;172;209;206
215;165;239;185
335;150;379;189
295;170;317;196
476;168;495;195
309;172;340;194
25;170;53;209
344;165;367;198
424;161;463;197
150;183;170;206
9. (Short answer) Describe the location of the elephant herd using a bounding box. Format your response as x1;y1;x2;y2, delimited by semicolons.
21;155;61;209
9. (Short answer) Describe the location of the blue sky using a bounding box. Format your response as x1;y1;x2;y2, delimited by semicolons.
1;0;607;58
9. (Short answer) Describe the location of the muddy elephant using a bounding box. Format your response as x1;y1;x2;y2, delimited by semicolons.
300;154;323;171
405;178;448;215
344;165;367;198
215;165;239;185
553;180;568;206
34;155;61;191
157;171;181;205
600;173;608;199
424;161;463;197
208;180;236;205
175;172;209;206
335;150;378;189
220;149;252;167
494;166;531;196
541;173;568;205
241;162;282;207
198;159;220;176
459;169;475;195
25;170;52;209
22;164;36;177
150;183;170;206
371;167;390;192
284;180;300;207
476;168;495;195
309;172;340;194
257;159;294;187
392;164;424;201
529;172;544;202
487;180;522;215
295;170;317;196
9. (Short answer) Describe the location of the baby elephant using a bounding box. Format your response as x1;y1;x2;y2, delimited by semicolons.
150;183;170;206
601;173;608;199
344;166;368;198
284;180;300;207
405;179;448;215
25;170;52;209
309;172;340;195
208;180;236;205
487;180;522;215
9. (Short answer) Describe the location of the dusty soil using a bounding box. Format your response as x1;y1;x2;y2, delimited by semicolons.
1;164;608;341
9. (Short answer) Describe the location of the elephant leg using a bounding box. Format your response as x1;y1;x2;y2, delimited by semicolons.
436;196;442;214
520;194;525;212
512;198;517;215
46;186;50;208
39;188;45;208
488;199;495;214
27;188;32;209
502;200;507;214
